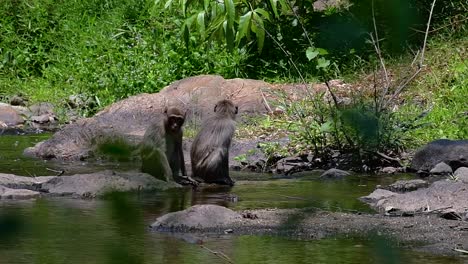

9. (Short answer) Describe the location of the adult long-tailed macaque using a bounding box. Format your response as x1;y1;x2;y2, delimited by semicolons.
140;107;187;182
190;99;238;186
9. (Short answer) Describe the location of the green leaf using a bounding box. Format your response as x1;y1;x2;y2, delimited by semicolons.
224;0;235;29
183;23;190;48
269;0;279;18
204;0;210;12
316;48;329;55
306;47;319;61
237;11;252;44
316;58;331;69
164;0;174;9
197;11;206;39
180;0;187;16
251;13;265;53
254;8;270;21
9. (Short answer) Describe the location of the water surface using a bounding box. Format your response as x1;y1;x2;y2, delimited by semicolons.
0;134;463;264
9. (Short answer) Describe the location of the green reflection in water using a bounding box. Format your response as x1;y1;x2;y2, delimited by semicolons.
0;133;54;176
0;135;464;264
0;198;464;264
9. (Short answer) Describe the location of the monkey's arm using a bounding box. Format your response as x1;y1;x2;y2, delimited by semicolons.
179;147;187;176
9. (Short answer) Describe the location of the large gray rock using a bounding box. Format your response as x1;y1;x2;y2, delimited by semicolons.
359;189;396;204
361;180;468;216
0;171;180;199
24;75;271;161
0;185;40;199
0;173;55;190
151;204;242;230
41;170;180;198
429;162;452;175
454;167;468;183
411;139;468;172
0;103;24;126
385;179;429;193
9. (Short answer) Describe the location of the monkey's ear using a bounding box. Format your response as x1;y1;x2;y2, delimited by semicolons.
235;106;238;114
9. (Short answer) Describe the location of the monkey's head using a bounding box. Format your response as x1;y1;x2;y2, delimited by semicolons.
214;99;238;119
164;107;186;133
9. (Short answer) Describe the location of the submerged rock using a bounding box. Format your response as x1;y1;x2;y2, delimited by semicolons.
0;171;180;199
41;170;180;198
0;173;55;191
319;168;351;179
151;204;242;230
0;185;40;199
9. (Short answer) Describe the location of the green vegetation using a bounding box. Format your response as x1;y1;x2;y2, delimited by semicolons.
0;0;466;162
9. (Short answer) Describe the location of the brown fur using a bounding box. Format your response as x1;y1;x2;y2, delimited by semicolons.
190;99;238;186
140;107;186;181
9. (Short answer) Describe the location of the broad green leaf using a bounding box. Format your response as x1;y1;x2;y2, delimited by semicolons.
316;58;331;69
224;0;235;29
204;0;209;12
316;48;329;55
306;47;319;61
254;8;270;21
226;22;235;52
278;0;289;14
252;13;265;53
269;0;279;18
237;11;252;44
197;11;206;39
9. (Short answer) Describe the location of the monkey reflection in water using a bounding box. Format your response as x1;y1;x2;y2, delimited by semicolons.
191;99;238;186
140;107;196;185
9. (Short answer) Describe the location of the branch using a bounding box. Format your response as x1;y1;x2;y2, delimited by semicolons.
420;0;437;67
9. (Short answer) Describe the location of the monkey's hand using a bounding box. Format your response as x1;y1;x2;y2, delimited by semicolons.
176;176;200;187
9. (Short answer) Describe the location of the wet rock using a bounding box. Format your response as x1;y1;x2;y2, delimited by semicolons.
454;167;468;183
275;156;312;175
150;204;242;230
411;139;468;172
0;171;180;199
41;170;180;198
359;189;396;204
362;180;468;216
0;104;24;126
0;173;55;191
386;179;429;193
0;185;40;199
429;162;453;175
319;168;351;179
381;166;397;174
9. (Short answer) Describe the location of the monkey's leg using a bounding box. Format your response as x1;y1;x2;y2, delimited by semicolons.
141;148;173;182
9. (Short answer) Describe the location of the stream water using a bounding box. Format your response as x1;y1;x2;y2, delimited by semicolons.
0;134;465;264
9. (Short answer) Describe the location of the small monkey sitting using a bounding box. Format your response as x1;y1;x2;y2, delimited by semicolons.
141;107;194;184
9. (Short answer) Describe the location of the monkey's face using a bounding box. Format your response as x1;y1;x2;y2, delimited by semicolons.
168;116;185;133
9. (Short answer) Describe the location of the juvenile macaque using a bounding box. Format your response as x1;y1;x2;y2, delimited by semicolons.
140;107;187;182
190;99;238;186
